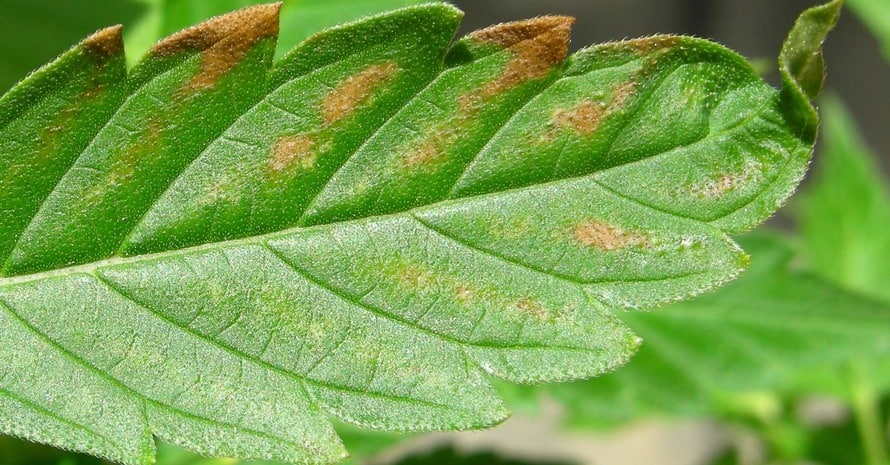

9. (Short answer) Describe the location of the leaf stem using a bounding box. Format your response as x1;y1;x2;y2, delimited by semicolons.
850;363;889;465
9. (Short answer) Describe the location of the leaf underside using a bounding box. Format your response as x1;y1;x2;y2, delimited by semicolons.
0;2;839;464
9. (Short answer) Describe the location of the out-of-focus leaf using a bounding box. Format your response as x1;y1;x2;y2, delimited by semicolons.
0;0;147;92
846;0;890;61
389;447;577;465
796;95;890;303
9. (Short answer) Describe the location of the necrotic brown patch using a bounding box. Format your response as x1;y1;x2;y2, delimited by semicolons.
269;134;316;173
465;16;574;105
609;81;637;110
151;3;280;92
572;220;648;250
626;35;681;54
322;61;400;125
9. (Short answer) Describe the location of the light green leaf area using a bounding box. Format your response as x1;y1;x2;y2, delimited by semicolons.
543;233;890;428
0;1;838;464
846;0;890;60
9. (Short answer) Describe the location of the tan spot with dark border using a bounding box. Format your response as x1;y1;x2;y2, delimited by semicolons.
322;61;400;125
151;3;280;93
572;220;648;250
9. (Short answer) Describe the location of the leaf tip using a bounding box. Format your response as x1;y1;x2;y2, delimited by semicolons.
81;24;124;59
468;15;575;48
149;2;281;57
780;0;842;100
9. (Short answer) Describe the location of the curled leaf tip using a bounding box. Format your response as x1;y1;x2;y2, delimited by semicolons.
779;0;841;142
781;0;842;99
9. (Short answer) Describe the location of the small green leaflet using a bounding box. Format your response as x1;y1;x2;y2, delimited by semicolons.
0;1;839;464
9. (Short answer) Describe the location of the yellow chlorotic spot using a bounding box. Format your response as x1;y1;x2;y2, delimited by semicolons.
453;284;474;303
401;123;459;170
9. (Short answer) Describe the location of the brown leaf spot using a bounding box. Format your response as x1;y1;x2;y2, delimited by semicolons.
626;35;681;54
151;3;281;92
572;220;648;250
322;61;400;125
553;101;606;135
464;16;574;105
610;81;637;111
269;135;316;173
81;25;124;59
546;81;635;141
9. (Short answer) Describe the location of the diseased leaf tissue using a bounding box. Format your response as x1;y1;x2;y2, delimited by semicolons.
0;1;839;464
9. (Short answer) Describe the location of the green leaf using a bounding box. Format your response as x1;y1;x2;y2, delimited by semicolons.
0;2;837;464
846;0;890;61
796;95;890;303
543;233;890;428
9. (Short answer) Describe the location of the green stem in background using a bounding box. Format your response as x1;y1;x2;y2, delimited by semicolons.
850;363;889;465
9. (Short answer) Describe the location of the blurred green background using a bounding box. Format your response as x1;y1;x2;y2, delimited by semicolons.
0;1;888;464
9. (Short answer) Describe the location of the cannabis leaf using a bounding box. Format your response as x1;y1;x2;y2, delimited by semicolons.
0;1;839;464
